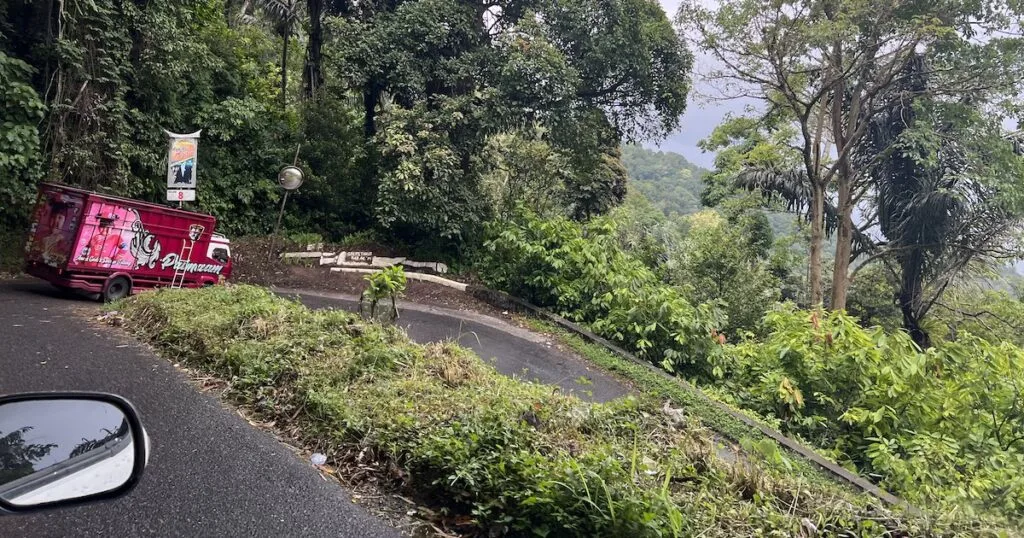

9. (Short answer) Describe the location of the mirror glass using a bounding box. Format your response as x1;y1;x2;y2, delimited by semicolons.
0;399;135;507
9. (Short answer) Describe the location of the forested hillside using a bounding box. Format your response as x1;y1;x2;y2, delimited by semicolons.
621;145;706;217
622;144;797;235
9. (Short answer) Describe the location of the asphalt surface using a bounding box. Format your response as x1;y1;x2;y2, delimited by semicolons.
0;279;401;537
274;288;631;403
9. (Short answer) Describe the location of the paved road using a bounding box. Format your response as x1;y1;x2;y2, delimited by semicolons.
0;279;401;538
275;288;631;403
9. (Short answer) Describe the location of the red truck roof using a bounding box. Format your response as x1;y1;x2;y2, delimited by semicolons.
38;183;214;222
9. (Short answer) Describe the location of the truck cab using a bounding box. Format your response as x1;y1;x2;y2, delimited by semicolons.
207;233;232;280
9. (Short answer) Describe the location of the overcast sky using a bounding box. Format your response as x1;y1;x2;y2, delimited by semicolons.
650;0;742;168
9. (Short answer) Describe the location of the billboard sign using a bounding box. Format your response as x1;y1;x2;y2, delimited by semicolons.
165;130;201;190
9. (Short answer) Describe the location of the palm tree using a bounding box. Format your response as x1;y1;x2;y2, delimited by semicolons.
857;55;1024;347
734;167;876;263
255;0;304;108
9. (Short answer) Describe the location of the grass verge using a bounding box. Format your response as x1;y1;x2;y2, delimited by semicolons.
514;316;844;488
112;285;1001;537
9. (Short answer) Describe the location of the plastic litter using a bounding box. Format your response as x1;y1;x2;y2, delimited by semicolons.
310;453;327;466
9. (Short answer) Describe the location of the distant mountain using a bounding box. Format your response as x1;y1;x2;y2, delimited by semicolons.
621;145;708;217
622;144;800;237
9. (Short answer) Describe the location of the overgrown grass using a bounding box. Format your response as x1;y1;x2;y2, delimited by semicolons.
112;285;1004;536
515;316;842;488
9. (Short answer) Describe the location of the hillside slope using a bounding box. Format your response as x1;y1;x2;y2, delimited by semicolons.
622;145;707;217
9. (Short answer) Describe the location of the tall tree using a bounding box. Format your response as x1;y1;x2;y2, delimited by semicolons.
303;0;350;98
257;0;303;107
856;55;1024;347
681;0;1024;309
328;0;691;242
0;427;55;484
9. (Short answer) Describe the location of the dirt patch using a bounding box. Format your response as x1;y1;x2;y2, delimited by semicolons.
232;236;503;317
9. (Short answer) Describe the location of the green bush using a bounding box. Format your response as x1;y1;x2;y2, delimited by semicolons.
723;305;1024;521
112;285;990;536
0;51;45;229
478;211;726;379
670;210;780;334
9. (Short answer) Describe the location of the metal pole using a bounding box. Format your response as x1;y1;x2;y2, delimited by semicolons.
268;191;290;261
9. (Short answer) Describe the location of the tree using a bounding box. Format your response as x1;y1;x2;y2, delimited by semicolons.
680;0;1024;310
537;0;692;141
855;55;1024;347
327;0;692;243
303;0;351;98
0;427;56;485
256;0;303;107
672;205;780;334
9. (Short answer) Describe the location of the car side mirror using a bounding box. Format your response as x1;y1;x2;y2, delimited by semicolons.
0;393;147;513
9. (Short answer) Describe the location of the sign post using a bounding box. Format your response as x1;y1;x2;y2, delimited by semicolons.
267;163;304;261
165;130;201;207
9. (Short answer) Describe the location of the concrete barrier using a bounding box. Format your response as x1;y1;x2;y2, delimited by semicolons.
283;250;449;274
331;267;467;291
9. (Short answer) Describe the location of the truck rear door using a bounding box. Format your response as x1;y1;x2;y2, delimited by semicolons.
25;190;85;269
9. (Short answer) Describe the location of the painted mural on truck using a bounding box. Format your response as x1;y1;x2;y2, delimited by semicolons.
71;201;224;275
25;191;85;268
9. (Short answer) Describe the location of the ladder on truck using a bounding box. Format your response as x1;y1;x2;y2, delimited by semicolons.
170;241;194;289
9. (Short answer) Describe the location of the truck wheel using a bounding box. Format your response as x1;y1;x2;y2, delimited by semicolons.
103;276;131;303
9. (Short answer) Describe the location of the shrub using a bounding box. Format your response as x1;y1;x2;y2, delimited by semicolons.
723;305;1024;520
112;285;989;536
360;266;407;322
478;211;726;379
670;210;780;334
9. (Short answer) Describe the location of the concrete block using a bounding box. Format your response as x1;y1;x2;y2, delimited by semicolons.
371;256;406;268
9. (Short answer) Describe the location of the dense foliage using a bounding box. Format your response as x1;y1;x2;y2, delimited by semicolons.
478;210;727;378
115;285;994;536
479;209;1024;525
0;0;691;251
722;308;1024;519
0;50;44;228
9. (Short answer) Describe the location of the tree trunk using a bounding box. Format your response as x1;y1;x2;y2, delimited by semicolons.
809;182;825;306
898;249;931;348
899;278;930;347
830;170;854;310
303;0;324;99
363;82;382;139
280;31;289;109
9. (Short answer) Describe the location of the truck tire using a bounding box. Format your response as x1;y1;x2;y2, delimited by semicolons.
102;276;131;303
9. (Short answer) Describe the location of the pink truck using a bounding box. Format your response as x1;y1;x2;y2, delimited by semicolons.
23;183;232;301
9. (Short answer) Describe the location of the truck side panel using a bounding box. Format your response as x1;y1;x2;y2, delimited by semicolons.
66;197;223;288
25;183;228;294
